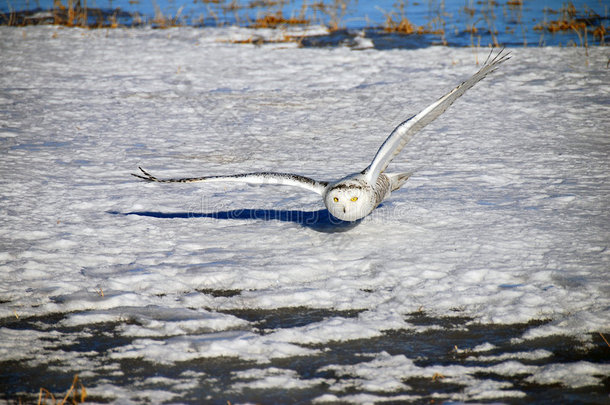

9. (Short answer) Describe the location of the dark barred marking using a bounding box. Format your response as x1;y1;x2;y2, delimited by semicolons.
331;184;367;190
132;167;328;188
373;174;391;206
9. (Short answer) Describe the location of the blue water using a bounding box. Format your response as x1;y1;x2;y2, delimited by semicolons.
3;0;608;47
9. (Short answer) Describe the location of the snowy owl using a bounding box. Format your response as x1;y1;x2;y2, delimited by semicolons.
133;49;509;222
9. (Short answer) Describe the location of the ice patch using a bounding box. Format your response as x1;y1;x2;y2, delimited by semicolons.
269;310;412;344
110;331;318;364
525;361;610;388
61;306;249;335
313;393;421;403
321;352;531;401
231;367;328;391
466;349;553;362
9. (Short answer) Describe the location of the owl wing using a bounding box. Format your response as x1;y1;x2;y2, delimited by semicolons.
364;48;510;185
132;167;329;195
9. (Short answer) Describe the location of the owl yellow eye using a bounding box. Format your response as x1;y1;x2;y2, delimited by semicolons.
333;197;339;203
351;196;358;202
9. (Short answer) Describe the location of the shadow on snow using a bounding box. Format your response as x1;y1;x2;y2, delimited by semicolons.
108;208;360;233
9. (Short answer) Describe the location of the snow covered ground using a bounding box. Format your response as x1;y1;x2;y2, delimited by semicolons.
0;26;609;403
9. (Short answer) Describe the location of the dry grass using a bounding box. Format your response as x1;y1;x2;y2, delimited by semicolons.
431;372;445;381
600;332;610;348
0;0;126;28
227;33;304;46
303;0;350;31
382;0;415;34
251;12;309;28
534;1;606;45
37;375;86;405
324;0;349;32
536;19;587;33
151;2;184;28
382;0;444;36
384;15;417;35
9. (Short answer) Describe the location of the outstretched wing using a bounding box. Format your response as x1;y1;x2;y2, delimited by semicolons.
364;48;510;185
132;167;329;195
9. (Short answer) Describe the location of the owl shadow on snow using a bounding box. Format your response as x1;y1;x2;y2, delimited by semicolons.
110;208;361;233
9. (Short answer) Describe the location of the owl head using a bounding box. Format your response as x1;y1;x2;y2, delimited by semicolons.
324;184;373;221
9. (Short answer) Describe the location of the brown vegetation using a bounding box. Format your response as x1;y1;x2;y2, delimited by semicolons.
251;12;309;28
382;0;444;36
534;1;606;45
37;375;87;405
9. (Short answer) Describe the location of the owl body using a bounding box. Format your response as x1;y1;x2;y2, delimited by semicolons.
323;172;410;221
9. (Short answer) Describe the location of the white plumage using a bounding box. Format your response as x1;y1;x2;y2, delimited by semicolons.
133;49;509;222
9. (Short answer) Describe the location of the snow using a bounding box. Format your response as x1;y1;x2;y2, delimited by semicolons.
466;348;553;362
1;25;609;403
231;367;327;391
322;352;610;401
525;361;610;388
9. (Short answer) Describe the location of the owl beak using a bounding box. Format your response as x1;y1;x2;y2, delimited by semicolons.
343;207;346;213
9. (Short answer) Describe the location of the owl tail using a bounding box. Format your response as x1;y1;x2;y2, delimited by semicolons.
388;172;412;192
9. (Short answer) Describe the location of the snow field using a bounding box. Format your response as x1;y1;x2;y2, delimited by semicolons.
0;25;609;403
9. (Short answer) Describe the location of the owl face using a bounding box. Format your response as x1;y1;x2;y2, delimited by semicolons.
324;185;372;221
